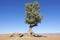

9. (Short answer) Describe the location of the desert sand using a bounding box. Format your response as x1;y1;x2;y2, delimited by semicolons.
0;33;60;40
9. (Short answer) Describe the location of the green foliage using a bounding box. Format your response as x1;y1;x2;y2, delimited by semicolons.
25;18;35;24
25;1;43;25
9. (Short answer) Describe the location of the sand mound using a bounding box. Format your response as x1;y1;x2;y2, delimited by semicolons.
9;37;21;40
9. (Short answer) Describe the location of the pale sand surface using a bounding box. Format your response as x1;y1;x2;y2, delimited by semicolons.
0;34;60;40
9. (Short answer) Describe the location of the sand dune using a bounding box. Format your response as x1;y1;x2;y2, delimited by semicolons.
0;34;60;40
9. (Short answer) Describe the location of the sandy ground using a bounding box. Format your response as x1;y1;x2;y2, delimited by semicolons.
0;34;60;40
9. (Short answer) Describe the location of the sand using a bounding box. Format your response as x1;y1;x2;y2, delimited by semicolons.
0;34;60;40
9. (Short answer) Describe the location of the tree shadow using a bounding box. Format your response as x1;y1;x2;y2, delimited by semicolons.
32;35;47;37
31;32;47;37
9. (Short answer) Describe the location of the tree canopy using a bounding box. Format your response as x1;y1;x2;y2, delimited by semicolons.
25;1;43;26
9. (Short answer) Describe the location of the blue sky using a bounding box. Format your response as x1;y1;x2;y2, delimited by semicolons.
0;0;60;34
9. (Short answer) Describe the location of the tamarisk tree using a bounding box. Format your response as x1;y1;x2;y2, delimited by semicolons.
25;1;43;35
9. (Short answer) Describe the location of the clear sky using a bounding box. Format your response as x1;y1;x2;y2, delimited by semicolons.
0;0;60;34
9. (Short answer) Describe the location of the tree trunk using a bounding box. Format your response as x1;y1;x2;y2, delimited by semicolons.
29;25;32;36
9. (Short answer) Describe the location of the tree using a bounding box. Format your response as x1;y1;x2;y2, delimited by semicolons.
25;1;43;36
